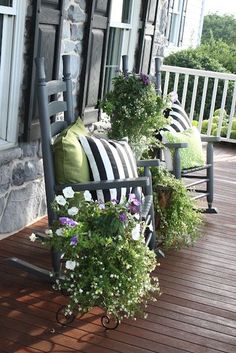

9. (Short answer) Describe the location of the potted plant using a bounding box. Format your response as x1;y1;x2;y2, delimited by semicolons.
30;187;160;328
151;167;203;250
100;73;167;157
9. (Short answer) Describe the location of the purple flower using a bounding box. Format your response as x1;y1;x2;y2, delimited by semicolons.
111;199;118;205
119;212;127;222
140;73;150;86
128;204;140;215
59;217;78;227
70;235;78;247
128;194;141;206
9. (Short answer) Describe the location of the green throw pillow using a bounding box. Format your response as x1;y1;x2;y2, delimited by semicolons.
53;118;90;184
162;127;205;171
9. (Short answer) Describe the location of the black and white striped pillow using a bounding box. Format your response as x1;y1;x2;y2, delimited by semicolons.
160;100;191;138
79;135;138;203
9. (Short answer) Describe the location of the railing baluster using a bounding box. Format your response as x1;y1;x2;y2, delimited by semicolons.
173;73;179;93
189;76;199;122
163;71;170;96
161;64;236;142
217;80;228;136
198;77;209;132
227;81;236;139
207;78;218;136
182;74;189;109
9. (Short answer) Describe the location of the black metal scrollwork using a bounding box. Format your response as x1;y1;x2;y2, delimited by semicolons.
56;305;120;330
101;313;120;330
56;305;76;326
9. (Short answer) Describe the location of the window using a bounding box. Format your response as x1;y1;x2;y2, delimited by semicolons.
104;0;141;94
165;0;188;46
0;0;26;149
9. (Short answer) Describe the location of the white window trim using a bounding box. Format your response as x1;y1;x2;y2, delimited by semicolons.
0;0;26;150
0;0;16;15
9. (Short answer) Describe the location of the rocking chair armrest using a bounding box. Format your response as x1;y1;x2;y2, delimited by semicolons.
200;135;221;143
137;159;160;168
163;142;188;149
55;176;149;193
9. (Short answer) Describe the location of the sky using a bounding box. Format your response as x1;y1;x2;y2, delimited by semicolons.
205;0;236;16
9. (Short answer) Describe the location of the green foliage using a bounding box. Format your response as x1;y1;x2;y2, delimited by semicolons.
202;14;236;46
100;73;167;145
201;110;236;138
31;187;160;322
198;39;236;74
151;168;202;250
164;47;234;118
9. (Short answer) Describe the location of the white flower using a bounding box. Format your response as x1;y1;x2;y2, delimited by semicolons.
168;91;178;102
55;195;66;206
134;213;140;220
62;186;75;199
131;223;141;241
84;190;92;201
68;207;79;216
56;228;64;236
65;260;76;270
45;229;53;237
29;233;37;242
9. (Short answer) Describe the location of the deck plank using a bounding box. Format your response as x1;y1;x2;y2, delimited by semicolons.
0;143;236;353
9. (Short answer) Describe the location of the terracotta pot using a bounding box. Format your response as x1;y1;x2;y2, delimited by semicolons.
155;188;172;231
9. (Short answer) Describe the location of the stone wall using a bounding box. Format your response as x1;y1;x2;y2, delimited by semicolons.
61;0;87;115
0;0;88;236
0;143;46;236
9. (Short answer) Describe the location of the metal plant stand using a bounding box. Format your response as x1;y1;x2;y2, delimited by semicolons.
56;305;120;330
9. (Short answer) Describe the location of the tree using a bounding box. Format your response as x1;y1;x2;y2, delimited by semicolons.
201;13;236;45
163;48;231;118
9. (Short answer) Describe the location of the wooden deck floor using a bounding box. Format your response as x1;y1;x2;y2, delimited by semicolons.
0;143;235;353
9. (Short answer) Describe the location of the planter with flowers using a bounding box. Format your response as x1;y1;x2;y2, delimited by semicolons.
30;187;160;329
100;73;167;158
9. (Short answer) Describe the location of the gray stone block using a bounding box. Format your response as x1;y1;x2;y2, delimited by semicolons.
0;180;46;234
0;195;6;218
63;40;76;54
71;23;84;41
25;159;44;182
0;148;22;166
70;55;80;79
21;142;38;158
0;165;11;193
12;163;25;186
68;4;86;22
62;20;70;40
75;0;86;11
25;161;37;181
75;42;82;54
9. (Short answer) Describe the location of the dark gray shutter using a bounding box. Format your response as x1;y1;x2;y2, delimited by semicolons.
165;0;174;42
78;0;111;125
24;0;64;141
178;0;188;46
135;0;159;74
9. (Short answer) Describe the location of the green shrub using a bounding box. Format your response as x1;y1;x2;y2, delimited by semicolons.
230;130;236;139
164;47;234;118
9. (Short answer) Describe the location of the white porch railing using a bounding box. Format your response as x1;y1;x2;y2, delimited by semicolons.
160;64;236;143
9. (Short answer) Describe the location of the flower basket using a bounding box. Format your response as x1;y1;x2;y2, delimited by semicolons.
151;168;202;250
100;73;167;149
30;188;160;329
